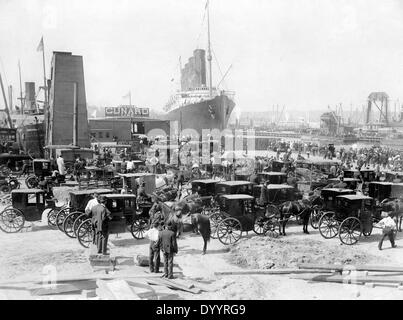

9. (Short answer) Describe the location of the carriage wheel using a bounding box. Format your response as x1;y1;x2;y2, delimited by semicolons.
338;217;362;245
310;206;321;229
47;208;58;227
266;204;280;216
25;175;39;189
318;212;339;239
0;185;10;194
9;179;20;190
263;218;280;238
73;213;87;237
0;208;25;233
63;211;83;238
130;217;149;239
0;166;11;176
217;217;242;245
253;216;267;235
56;207;72;232
77;219;92;248
209;213;223;239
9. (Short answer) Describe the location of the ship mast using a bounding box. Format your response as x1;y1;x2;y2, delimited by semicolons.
206;0;213;98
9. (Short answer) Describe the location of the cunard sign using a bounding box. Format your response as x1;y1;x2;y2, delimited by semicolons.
105;106;150;118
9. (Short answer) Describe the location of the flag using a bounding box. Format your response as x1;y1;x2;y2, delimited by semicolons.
122;91;131;99
91;110;97;118
37;37;44;52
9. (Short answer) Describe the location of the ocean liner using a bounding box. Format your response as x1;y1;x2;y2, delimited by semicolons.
162;1;235;134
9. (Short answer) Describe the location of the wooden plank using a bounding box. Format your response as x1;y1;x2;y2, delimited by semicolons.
214;269;331;276
292;274;403;284
126;281;157;300
150;285;180;300
297;263;403;273
96;280;140;300
30;281;97;296
145;278;201;294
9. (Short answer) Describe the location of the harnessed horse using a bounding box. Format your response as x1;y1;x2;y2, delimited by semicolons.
276;195;323;236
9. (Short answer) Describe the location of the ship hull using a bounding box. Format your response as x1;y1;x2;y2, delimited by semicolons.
162;94;235;134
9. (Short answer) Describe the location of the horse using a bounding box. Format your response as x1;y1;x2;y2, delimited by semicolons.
152;192;212;254
189;213;211;254
276;195;323;236
380;198;403;231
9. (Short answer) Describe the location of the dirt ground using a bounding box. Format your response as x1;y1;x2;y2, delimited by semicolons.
1;180;403;300
1;211;403;299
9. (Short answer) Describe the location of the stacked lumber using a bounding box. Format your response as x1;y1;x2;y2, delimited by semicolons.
293;263;403;289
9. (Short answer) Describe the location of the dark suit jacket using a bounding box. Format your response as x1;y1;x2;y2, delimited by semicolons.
157;229;178;254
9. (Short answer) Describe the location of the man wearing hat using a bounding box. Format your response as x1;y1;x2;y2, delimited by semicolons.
376;211;397;250
90;196;112;255
156;221;178;279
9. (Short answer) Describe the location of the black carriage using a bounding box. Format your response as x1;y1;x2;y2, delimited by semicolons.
210;194;277;245
76;194;146;248
328;178;360;190
0;154;32;176
215;181;254;197
271;160;292;173
191;179;220;206
257;172;287;185
343;169;359;179
359;168;376;182
368;182;393;203
257;184;297;215
318;195;381;245
384;171;403;183
54;188;112;236
118;172;156;195
0;189;50;233
310;188;355;230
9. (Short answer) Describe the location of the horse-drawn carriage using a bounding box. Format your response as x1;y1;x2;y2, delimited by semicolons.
317;194;381;245
327;178;360;190
271;160;292;173
53;188;112;235
190;179;220;206
311;188;355;230
257;172;287;185
215;181;254;197
76;194;145;248
209;194;277;245
0;189;57;233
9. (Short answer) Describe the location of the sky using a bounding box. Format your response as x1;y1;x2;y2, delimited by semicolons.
1;0;403;116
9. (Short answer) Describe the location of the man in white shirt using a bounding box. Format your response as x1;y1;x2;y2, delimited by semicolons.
376;211;397;250
57;155;65;175
144;222;161;273
126;159;134;173
85;193;100;215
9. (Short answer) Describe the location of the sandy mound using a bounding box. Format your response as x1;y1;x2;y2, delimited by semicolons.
228;236;379;269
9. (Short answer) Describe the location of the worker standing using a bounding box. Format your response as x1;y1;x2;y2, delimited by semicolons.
90;196;112;255
157;221;178;279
